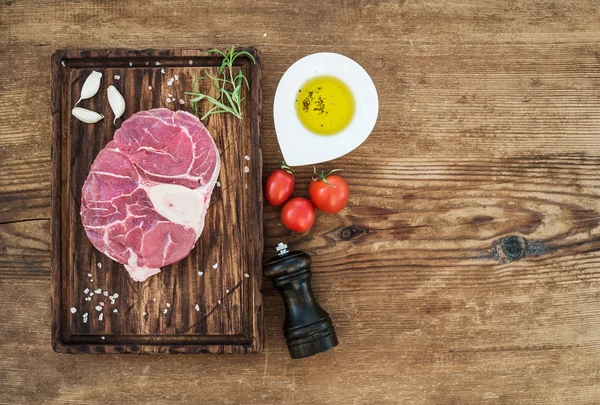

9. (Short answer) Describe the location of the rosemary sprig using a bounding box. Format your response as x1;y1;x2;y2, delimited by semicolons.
185;46;256;121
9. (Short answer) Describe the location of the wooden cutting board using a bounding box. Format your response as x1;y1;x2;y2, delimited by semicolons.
50;48;263;354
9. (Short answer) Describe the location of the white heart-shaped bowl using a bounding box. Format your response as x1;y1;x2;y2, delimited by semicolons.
273;53;378;167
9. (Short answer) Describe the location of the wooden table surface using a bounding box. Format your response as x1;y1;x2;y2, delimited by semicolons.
2;1;600;404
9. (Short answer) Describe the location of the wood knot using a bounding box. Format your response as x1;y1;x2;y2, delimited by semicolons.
340;225;367;240
488;235;549;263
501;235;524;261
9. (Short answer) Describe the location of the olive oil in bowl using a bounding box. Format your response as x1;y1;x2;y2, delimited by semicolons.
295;76;355;136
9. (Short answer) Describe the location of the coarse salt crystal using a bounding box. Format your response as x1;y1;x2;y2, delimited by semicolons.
113;75;120;81
99;313;104;321
155;61;161;66
103;291;108;296
166;303;171;308
85;297;91;301
244;155;250;161
244;184;248;189
174;75;179;81
90;279;93;282
244;166;250;173
217;300;222;305
61;60;66;67
113;309;118;313
95;305;102;311
70;307;77;314
83;313;88;323
95;288;102;294
160;68;165;74
188;60;193;65
168;93;173;98
198;271;203;276
99;302;104;307
179;99;185;105
113;293;119;298
195;304;200;311
263;33;268;37
89;292;94;296
83;288;89;294
226;289;229;294
101;336;105;340
129;62;133;66
216;181;221;187
167;82;172;87
244;273;250;278
88;273;92;278
97;262;102;268
166;97;172;103
149;85;153;90
153;298;156;302
212;263;218;269
142;311;147;316
163;308;168;314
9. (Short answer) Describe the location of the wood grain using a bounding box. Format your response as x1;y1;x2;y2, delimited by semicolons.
2;0;600;403
50;49;263;353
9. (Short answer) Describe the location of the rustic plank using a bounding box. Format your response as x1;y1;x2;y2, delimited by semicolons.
4;41;600;222
1;0;600;48
3;219;600;403
0;219;50;280
50;49;262;353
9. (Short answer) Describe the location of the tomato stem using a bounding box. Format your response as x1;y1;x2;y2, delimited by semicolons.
280;162;295;177
312;166;342;188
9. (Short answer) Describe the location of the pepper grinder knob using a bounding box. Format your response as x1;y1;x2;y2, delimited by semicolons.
264;243;338;359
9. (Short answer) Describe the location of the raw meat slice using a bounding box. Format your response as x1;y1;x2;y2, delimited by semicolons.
80;108;220;281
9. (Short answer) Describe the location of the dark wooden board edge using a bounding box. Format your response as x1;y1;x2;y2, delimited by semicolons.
51;50;64;354
50;48;263;354
243;47;264;354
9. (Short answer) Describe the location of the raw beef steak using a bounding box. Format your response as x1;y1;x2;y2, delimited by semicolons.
80;108;220;281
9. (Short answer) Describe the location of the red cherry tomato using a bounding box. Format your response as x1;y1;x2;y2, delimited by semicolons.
264;163;295;206
280;197;316;233
308;169;349;214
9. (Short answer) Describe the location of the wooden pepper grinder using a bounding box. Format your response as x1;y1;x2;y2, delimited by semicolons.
264;243;338;359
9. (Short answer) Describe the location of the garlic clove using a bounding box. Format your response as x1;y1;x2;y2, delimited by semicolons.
72;107;104;123
76;71;102;106
107;85;126;124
